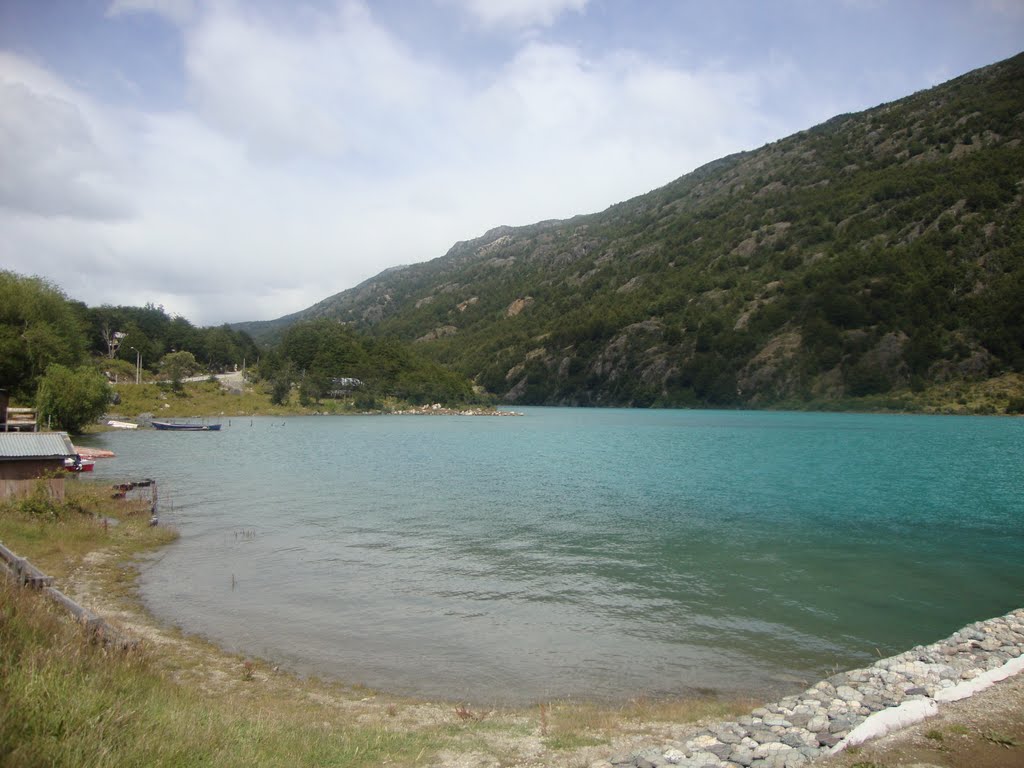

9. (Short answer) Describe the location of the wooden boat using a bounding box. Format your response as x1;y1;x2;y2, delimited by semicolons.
151;420;222;431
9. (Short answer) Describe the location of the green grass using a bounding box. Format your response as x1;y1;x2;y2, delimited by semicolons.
108;379;311;420
104;378;485;424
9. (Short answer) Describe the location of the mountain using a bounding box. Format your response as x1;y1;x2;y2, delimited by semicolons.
237;52;1024;408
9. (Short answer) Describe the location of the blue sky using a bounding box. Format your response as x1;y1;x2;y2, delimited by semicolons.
2;0;1022;326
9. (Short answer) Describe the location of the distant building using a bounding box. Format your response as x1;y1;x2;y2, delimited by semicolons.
0;432;76;501
327;377;364;398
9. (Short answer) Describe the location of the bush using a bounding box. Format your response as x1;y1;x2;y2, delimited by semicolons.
35;364;110;433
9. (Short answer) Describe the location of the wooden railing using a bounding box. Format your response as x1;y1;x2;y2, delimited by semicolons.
0;541;138;649
2;407;38;431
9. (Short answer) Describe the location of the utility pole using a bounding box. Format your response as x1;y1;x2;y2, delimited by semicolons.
130;347;142;384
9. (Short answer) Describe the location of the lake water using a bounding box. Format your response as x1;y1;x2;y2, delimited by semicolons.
85;408;1024;705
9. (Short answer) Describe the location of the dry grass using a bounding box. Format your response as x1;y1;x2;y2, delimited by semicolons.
543;694;758;742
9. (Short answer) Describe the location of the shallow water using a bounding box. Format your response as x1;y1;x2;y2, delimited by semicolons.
86;408;1024;705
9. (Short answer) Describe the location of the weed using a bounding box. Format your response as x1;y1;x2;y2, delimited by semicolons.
983;730;1018;748
454;704;475;721
242;660;256;682
543;733;608;750
924;728;944;741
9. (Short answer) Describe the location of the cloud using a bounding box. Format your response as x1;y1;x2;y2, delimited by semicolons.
0;54;131;220
444;0;590;29
184;1;456;162
1;3;803;325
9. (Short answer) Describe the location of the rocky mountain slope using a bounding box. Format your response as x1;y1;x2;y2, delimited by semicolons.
238;52;1024;408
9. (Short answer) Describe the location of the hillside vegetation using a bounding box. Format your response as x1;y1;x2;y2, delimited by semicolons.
0;271;481;425
238;52;1024;410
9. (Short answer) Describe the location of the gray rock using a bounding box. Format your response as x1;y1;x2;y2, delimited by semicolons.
729;746;755;767
707;743;732;759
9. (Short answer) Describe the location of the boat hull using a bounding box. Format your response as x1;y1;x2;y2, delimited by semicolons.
151;421;221;431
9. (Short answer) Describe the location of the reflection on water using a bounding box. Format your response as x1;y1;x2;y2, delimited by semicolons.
87;409;1024;704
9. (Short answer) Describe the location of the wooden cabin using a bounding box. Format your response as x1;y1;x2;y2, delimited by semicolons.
0;432;76;500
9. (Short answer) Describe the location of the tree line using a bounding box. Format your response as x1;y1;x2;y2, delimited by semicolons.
1;270;479;432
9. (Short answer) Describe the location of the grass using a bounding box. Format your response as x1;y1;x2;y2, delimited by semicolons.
108;379;316;420
103;378;494;425
0;582;440;766
544;694;758;738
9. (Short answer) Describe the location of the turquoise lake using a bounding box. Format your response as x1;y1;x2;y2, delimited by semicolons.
86;408;1024;705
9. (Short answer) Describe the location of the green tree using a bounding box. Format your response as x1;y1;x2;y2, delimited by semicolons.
160;350;199;392
0;271;85;396
269;363;293;406
35;364;110;434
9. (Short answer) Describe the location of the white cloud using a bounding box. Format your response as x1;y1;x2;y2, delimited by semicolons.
1;3;803;325
444;0;589;29
0;54;132;220
184;1;456;163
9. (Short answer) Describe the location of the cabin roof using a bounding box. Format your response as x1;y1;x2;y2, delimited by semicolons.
0;432;76;460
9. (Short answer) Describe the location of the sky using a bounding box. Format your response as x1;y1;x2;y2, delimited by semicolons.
2;1;1022;327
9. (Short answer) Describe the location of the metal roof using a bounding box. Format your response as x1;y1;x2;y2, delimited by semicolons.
0;432;76;460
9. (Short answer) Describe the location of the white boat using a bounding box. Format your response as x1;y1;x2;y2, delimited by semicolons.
107;420;139;430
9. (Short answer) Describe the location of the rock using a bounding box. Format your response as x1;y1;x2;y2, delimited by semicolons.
816;732;841;748
595;608;1024;768
835;685;861;703
806;716;828;733
729;746;755;766
662;748;686;764
753;742;791;760
707;743;732;759
686;735;720;751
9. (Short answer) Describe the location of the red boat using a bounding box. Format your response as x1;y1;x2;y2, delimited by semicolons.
64;456;95;472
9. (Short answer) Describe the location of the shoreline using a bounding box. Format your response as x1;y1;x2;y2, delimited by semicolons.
599;608;1024;768
69;548;1024;767
9;488;1021;767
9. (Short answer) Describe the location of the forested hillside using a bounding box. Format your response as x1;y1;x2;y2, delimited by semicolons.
240;53;1024;409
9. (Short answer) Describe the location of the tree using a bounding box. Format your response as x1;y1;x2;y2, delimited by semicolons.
36;364;110;434
160;350;198;392
270;362;294;405
0;271;86;396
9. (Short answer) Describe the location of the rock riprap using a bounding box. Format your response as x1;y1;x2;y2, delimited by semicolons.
597;609;1024;768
